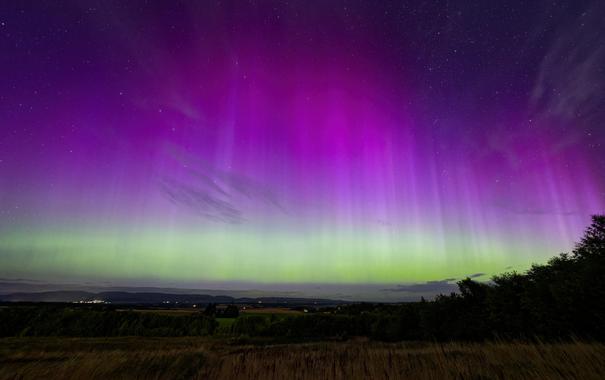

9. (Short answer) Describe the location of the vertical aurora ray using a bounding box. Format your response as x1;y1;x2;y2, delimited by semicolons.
0;1;604;299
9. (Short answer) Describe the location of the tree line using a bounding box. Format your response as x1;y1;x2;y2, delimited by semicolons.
223;215;605;341
0;307;217;337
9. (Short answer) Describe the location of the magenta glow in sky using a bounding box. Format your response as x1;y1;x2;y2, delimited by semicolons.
0;1;604;300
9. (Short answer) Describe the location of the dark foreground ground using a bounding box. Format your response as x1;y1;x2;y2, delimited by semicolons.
1;337;604;380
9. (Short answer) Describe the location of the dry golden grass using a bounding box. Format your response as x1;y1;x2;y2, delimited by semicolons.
208;340;605;380
1;337;604;379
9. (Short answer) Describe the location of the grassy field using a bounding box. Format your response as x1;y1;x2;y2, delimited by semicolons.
241;307;304;315
216;309;297;334
116;308;199;316
216;317;237;333
1;337;604;379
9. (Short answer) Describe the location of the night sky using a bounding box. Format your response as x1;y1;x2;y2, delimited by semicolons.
1;1;604;300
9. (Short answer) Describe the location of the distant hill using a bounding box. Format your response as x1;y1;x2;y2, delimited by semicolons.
0;290;344;306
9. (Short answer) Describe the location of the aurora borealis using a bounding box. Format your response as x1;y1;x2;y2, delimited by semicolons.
1;1;604;300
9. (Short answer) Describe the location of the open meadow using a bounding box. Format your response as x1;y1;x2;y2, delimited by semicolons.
1;337;604;380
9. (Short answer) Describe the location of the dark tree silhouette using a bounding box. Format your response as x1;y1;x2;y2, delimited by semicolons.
223;305;239;318
203;303;217;317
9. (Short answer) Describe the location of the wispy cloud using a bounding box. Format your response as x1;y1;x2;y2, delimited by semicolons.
160;177;245;224
531;3;605;126
159;145;286;223
491;200;579;217
382;279;458;294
